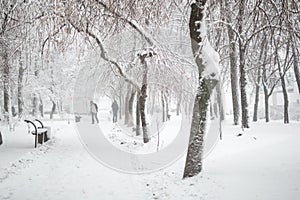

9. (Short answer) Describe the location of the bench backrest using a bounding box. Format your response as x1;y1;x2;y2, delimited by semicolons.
24;119;45;134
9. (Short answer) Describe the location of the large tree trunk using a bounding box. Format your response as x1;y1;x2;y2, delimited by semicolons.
32;60;39;117
139;57;149;143
281;78;289;124
253;77;260;122
135;92;141;136
124;84;131;125
39;98;44;118
263;64;270;123
216;82;224;121
253;62;263;122
238;0;249;128
18;57;25;118
3;48;10;115
163;93;169;121
50;99;56;119
32;94;39;117
183;1;218;178
128;90;135;127
264;92;270;123
253;39;266;122
2;45;12;126
291;41;300;94
225;0;240;125
118;95;122;120
278;68;289;124
239;47;249;128
161;90;166;122
176;93;182;116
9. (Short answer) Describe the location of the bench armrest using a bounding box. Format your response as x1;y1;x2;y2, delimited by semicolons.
24;120;37;135
35;119;44;128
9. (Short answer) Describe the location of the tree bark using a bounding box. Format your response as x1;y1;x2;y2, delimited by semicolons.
278;66;289;124
50;99;56;119
32;59;39;117
264;91;270;122
291;41;300;94
176;93;182;116
3;46;10;114
262;62;270;123
163;93;169;121
135;92;141;136
124;84;131;125
32;94;39;117
18;56;25;118
281;77;289;124
2;45;12;127
183;1;218;178
225;0;240;125
253;72;260;122
161;90;166;122
216;82;224;121
252;38;267;122
128;90;135;127
39;98;44;118
238;0;249;128
118;94;122;120
139;57;149;143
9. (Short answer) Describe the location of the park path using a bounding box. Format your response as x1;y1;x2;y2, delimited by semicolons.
0;121;69;170
0;123;149;200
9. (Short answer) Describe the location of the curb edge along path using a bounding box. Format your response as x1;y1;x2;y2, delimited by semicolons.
0;123;147;200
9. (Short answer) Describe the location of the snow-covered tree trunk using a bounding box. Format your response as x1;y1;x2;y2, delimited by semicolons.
216;82;224;121
118;94;122;120
183;0;219;179
278;66;289;124
161;90;166;122
238;0;249;128
225;0;240;125
163;93;169;121
253;67;261;122
253;39;266;122
176;93;182;116
139;56;149;143
135;92;141;136
18;55;25;118
263;63;270;123
264;91;270;123
3;45;10;115
32;60;39;117
50;99;56;119
128;90;135;127
2;44;12;127
291;41;300;94
262;43;270;123
281;76;289;124
39;98;44;118
124;84;131;125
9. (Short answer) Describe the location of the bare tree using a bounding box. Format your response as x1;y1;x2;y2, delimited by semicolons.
183;0;219;178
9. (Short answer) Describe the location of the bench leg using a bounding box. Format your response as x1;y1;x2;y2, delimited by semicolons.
35;134;38;148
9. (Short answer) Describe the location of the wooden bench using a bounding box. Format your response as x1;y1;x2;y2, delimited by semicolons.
24;119;49;148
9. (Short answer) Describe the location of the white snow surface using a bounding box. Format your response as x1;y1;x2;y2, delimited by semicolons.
194;2;220;81
0;117;300;200
201;39;220;80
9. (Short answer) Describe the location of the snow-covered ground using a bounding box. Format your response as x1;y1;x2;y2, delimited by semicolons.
0;116;300;200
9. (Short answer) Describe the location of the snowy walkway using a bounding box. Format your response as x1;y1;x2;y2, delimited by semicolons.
0;121;68;170
0;123;149;200
0;119;300;200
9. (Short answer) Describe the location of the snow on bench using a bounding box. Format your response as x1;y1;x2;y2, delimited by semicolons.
24;119;50;148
